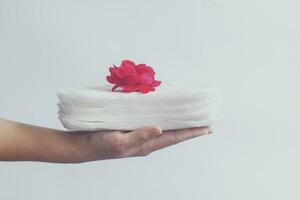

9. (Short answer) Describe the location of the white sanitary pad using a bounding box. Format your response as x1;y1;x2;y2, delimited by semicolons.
57;84;221;131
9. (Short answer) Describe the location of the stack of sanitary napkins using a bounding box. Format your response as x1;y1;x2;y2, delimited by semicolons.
57;84;221;131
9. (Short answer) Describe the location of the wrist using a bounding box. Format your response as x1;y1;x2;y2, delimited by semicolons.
65;132;99;163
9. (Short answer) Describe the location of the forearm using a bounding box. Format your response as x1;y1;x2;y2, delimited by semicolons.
0;118;87;163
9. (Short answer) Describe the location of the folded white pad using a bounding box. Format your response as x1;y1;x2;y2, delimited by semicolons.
57;84;221;131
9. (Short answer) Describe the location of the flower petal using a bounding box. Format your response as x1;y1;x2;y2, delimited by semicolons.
152;80;161;87
136;64;155;76
122;85;137;93
123;75;141;85
120;60;137;76
109;67;123;78
112;84;120;91
137;85;153;94
139;73;153;85
106;76;117;84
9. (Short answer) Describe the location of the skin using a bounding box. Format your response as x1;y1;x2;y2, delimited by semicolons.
0;118;212;163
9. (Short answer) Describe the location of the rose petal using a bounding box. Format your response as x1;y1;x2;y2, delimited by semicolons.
123;75;141;85
140;73;155;85
106;76;117;84
112;84;120;91
109;67;123;78
122;85;137;93
136;64;155;76
120;60;137;76
152;80;161;87
137;85;153;93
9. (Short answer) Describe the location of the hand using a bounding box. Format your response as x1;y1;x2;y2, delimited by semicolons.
0;118;212;163
75;126;212;162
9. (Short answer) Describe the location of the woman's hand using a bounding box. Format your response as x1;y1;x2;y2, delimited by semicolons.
0;118;212;163
76;126;211;162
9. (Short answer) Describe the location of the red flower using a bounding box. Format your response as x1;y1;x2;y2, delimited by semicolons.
106;60;161;94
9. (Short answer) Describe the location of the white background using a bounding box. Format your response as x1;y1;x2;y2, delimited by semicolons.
0;0;299;199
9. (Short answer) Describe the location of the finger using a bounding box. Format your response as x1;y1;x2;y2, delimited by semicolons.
124;126;163;148
164;126;211;141
138;126;210;156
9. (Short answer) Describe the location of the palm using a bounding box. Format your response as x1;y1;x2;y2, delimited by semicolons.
85;126;211;160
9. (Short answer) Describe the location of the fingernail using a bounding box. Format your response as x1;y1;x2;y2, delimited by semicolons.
152;127;163;135
201;130;209;135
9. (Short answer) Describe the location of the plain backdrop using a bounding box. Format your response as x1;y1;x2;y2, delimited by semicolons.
0;0;299;199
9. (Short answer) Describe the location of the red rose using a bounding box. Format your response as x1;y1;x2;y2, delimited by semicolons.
106;59;161;94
